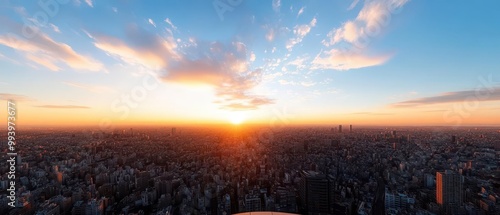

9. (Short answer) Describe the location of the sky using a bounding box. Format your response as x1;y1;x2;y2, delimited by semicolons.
1;0;500;128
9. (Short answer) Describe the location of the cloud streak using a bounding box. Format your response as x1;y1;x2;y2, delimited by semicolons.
0;18;104;72
0;93;34;102
392;87;500;107
312;48;391;70
63;82;116;93
35;105;91;109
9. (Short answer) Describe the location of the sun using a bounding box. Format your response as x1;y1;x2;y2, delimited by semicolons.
228;112;247;125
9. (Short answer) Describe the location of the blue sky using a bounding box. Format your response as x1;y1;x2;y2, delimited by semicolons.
1;0;500;126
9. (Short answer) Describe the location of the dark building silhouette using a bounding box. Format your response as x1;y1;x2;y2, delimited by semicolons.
371;177;385;215
299;170;333;214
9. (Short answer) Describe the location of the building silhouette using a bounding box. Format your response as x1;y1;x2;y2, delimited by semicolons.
299;170;332;214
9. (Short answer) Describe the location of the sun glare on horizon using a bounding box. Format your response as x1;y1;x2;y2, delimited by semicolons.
228;112;247;125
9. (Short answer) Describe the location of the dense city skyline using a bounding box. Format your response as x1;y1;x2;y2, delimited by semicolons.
1;0;500;127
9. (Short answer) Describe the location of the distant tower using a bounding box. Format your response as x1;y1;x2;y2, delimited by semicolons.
171;127;176;136
338;125;342;133
436;170;463;214
130;128;133;137
349;125;352;133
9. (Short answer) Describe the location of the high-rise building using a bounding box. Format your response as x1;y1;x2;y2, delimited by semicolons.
244;194;261;212
349;125;352;133
299;170;332;214
338;125;342;133
436;170;463;213
372;177;386;215
171;127;176;136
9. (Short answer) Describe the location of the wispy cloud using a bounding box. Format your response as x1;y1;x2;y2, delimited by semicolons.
148;18;156;28
92;26;272;110
85;0;93;7
315;0;408;71
324;0;409;47
163;41;273;110
312;48;391;70
63;82;116;93
297;7;305;17
272;0;281;12
50;24;60;33
391;87;500;107
164;18;178;31
348;0;361;10
92;24;179;68
0;18;104;72
286;17;317;51
35;105;91;109
0;93;34;102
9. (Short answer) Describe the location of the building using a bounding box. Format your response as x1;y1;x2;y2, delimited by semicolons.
436;170;463;213
338;125;342;133
349;125;352;133
299;170;331;214
244;194;261;212
385;192;415;211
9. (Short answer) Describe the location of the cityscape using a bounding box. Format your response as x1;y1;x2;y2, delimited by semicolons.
1;0;500;215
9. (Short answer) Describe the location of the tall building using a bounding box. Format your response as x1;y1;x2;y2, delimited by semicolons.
244;194;261;212
436;170;463;213
338;125;342;133
299;170;332;214
372;177;386;215
171;127;176;136
349;125;352;133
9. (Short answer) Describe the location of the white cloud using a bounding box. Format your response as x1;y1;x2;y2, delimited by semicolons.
164;18;178;31
50;24;60;33
324;0;409;47
297;7;305;17
286;17;317;51
85;0;93;7
348;0;360;10
266;28;275;41
272;0;281;12
148;18;156;28
312;48;391;70
0;29;103;72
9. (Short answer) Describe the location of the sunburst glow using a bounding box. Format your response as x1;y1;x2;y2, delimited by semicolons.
228;112;247;125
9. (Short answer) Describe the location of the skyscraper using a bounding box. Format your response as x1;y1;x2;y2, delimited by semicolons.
349;125;352;133
338;125;342;133
299;170;332;214
436;170;463;214
171;127;176;136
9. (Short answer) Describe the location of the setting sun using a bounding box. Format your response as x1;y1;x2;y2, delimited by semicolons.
228;112;247;125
